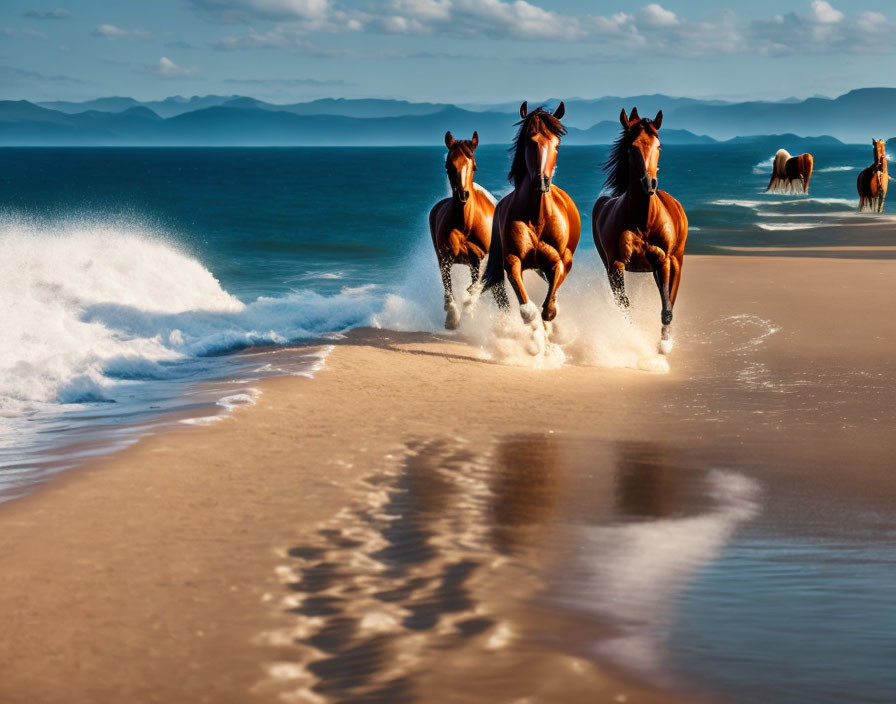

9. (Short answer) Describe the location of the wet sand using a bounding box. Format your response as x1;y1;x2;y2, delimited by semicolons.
1;252;896;703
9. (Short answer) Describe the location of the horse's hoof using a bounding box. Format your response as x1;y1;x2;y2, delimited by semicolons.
662;310;673;326
520;302;539;325
542;304;557;322
444;304;460;330
658;337;674;355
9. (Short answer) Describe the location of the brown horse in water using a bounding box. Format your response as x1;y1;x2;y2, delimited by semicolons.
592;108;688;353
481;102;581;330
857;139;889;213
429;130;496;328
766;149;814;194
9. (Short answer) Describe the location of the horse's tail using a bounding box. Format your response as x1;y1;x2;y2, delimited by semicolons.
481;215;509;309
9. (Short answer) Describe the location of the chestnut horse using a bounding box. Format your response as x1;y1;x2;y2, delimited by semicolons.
857;139;889;213
592;108;688;353
481;102;581;330
766;149;814;194
429;130;496;328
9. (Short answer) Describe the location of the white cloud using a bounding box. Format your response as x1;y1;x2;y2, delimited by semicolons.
94;24;153;39
3;27;48;39
809;0;844;24
377;0;584;39
204;1;896;57
640;4;679;28
151;57;195;77
750;1;894;54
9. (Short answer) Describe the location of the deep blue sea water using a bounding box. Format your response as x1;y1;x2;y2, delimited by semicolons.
1;145;894;702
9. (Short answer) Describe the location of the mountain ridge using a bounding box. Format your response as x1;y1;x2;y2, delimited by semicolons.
6;88;892;145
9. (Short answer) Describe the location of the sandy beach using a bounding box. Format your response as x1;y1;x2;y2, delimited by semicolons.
2;249;896;703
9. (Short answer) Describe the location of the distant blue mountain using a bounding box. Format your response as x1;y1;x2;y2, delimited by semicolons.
671;88;896;142
4;89;886;146
0;101;719;146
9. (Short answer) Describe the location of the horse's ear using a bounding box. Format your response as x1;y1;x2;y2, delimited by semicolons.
553;101;565;120
653;110;663;130
619;108;628;127
630;107;640;123
445;131;455;149
519;101;528;119
471;131;479;149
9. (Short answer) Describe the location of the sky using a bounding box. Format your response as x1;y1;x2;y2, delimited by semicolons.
2;0;896;104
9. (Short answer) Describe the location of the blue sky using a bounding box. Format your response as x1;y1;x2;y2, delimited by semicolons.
2;0;895;104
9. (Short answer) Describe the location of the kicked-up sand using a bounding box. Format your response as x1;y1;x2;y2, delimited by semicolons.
1;251;895;703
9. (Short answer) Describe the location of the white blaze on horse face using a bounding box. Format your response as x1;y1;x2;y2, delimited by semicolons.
537;137;560;180
460;164;469;189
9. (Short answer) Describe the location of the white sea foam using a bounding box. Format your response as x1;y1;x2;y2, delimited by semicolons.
373;240;671;372
2;210;679;421
816;166;858;173
757;222;823;231
710;199;764;209
0;217;379;413
752;157;775;175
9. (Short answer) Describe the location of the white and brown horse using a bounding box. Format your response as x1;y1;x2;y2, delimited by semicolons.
429;131;496;328
766;149;814;194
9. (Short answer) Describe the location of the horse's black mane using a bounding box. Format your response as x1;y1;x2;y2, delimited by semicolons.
508;107;566;187
603;119;655;197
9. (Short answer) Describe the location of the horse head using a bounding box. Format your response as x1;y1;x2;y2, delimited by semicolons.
620;107;663;196
444;130;478;204
513;101;566;193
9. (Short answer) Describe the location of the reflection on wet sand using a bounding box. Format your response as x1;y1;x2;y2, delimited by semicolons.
254;435;754;702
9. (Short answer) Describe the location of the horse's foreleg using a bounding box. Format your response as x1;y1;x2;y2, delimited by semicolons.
440;259;460;330
539;251;566;322
462;254;482;313
653;260;673;326
657;256;682;355
505;255;537;324
467;254;481;293
609;262;630;309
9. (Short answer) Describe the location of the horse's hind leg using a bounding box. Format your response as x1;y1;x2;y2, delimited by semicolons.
440;258;460;329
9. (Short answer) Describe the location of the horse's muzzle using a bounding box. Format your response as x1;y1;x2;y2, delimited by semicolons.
455;189;470;204
535;175;552;193
641;175;658;196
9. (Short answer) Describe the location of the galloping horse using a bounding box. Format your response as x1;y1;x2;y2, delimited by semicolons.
481;102;581;329
857;139;889;213
766;149;814;194
429;130;496;329
592;108;688;352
